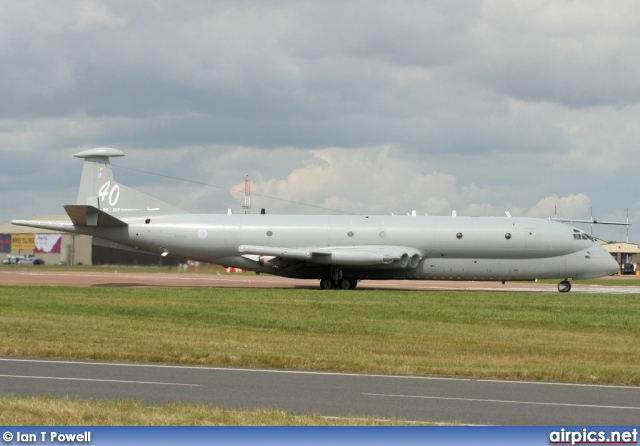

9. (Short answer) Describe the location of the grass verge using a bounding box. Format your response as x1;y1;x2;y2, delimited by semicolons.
0;395;430;425
0;286;639;385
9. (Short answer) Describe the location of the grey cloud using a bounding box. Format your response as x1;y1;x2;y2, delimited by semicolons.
478;59;640;108
1;1;639;240
468;2;640;108
286;1;479;67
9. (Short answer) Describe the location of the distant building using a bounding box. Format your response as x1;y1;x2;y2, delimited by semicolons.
602;242;639;275
0;216;91;266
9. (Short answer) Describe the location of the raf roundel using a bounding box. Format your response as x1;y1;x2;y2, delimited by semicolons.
197;229;208;239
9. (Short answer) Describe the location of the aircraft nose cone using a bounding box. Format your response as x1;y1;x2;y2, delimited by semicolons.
573;249;621;280
605;254;621;276
592;250;620;278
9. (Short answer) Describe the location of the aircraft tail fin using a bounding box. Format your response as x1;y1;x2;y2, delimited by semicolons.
74;148;187;219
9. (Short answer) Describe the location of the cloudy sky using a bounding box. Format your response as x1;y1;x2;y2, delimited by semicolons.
2;0;639;242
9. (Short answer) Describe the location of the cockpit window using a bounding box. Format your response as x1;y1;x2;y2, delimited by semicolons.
573;229;595;242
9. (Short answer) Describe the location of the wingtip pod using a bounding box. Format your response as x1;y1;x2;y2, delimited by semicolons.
74;147;125;159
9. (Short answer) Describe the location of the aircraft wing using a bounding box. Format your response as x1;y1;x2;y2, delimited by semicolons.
550;218;629;226
238;244;423;268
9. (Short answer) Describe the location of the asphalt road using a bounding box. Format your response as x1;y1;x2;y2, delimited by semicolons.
1;357;639;425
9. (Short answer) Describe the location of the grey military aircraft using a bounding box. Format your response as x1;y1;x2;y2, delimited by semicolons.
13;148;620;292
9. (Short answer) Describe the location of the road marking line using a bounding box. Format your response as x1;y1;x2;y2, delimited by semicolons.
475;378;638;390
363;393;640;410
320;415;469;426
0;374;199;387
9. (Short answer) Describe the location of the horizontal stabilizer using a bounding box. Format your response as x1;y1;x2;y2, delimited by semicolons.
64;205;128;227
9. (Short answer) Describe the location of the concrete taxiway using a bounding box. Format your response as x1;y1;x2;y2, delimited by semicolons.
1;269;640;293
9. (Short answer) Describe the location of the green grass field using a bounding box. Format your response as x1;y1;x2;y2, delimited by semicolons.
1;285;639;385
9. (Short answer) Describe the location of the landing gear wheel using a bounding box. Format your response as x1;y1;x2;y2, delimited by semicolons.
338;278;355;290
558;280;572;293
320;278;335;290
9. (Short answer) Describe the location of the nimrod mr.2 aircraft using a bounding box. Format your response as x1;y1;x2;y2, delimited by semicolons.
13;148;620;292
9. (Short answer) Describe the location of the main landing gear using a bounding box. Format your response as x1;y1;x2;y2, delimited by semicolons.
558;280;572;293
319;277;358;290
319;278;335;289
319;266;358;290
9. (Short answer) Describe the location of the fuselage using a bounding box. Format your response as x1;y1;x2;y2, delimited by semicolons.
66;213;618;282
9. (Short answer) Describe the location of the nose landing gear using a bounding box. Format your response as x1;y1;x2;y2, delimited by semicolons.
558;280;572;293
